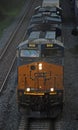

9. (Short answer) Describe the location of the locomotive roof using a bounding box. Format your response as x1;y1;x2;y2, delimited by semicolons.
36;6;61;12
28;31;56;40
18;38;64;49
30;15;61;24
42;0;59;8
35;6;62;16
32;13;61;19
27;23;59;31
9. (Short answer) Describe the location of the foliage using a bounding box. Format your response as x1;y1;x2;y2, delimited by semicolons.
0;0;25;37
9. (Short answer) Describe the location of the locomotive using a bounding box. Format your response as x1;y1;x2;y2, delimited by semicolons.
17;0;64;117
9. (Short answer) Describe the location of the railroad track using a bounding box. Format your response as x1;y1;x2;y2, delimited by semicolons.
0;0;30;59
0;0;42;94
28;118;54;130
18;115;55;130
18;115;62;130
18;109;62;130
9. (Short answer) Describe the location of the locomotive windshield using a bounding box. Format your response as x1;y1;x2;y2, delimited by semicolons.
41;48;61;57
20;43;63;58
41;44;62;57
20;50;40;57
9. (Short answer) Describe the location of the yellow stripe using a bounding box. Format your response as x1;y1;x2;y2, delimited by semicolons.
24;92;44;95
50;92;57;95
24;92;57;95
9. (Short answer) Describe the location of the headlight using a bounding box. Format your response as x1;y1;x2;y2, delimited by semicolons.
50;88;54;92
26;88;30;92
57;11;59;14
39;63;42;70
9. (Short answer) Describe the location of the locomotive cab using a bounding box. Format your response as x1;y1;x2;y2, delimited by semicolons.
17;39;64;115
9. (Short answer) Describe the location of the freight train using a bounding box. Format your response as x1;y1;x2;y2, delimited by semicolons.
17;0;64;117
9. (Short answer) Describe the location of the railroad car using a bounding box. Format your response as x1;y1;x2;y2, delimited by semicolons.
42;0;59;8
27;6;62;38
17;0;64;117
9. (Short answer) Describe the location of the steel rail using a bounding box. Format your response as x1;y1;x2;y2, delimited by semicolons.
0;56;16;93
18;117;56;130
0;0;31;60
0;0;41;93
0;0;34;92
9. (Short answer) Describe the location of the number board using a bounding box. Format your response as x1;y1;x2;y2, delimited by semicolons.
46;43;53;48
27;43;38;48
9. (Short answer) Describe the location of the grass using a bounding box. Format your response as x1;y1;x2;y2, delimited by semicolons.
0;0;25;38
